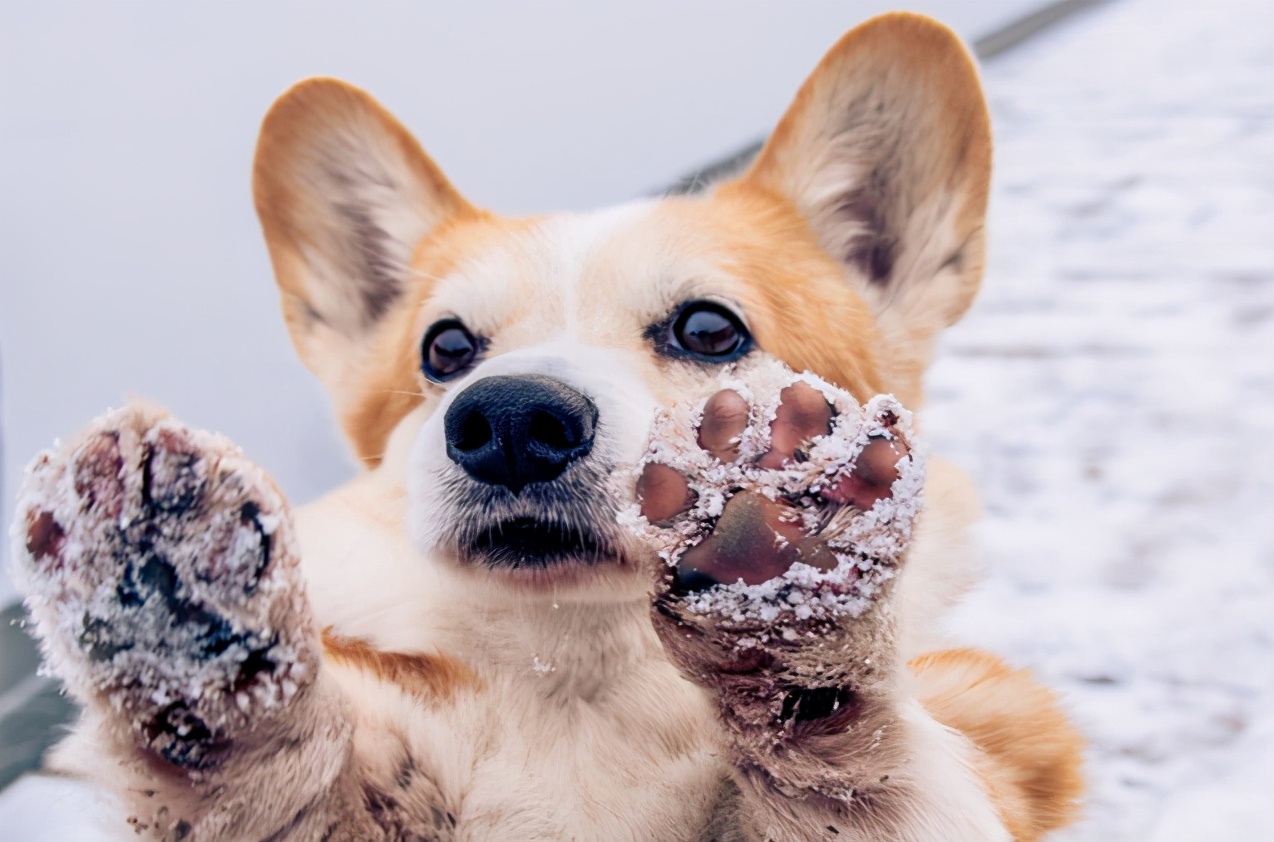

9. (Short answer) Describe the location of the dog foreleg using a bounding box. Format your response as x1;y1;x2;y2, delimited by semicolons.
14;404;387;840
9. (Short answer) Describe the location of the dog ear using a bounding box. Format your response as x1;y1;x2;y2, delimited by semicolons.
738;13;991;402
253;78;472;395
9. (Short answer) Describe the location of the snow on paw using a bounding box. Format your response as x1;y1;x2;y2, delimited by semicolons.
623;359;924;723
11;403;316;771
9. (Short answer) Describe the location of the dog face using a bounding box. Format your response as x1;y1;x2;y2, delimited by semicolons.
251;13;990;594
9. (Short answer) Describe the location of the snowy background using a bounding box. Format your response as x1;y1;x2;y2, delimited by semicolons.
2;0;1273;839
928;1;1274;838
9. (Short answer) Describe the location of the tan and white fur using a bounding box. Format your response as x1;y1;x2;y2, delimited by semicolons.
14;13;1084;841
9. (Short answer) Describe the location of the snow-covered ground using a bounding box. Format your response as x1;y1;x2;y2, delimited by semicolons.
926;0;1274;838
2;0;1271;838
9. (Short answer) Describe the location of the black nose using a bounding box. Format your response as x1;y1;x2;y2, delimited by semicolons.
444;375;598;493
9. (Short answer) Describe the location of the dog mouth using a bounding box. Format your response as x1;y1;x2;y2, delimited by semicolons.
462;516;616;569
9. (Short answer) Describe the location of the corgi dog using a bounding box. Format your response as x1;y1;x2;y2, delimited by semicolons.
14;12;1083;841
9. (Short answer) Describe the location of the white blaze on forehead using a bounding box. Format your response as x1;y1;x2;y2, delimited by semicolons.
530;200;658;335
421;199;659;345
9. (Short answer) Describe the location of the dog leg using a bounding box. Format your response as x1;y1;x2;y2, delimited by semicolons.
13;404;382;840
630;361;1075;841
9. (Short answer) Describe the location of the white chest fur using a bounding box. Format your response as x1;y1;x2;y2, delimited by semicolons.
296;484;731;840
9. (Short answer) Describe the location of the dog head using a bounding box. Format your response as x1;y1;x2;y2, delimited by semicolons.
251;13;990;597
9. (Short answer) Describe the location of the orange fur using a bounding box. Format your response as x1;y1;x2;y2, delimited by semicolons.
742;12;992;408
323;629;482;701
253;77;471;350
327;190;896;461
653;193;890;402
342;212;550;464
911;648;1086;840
254;78;494;466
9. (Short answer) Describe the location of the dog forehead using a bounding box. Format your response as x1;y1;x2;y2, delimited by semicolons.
437;199;730;341
543;200;662;267
460;200;653;286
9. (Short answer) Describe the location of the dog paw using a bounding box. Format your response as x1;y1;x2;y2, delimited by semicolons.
624;360;924;725
13;404;316;770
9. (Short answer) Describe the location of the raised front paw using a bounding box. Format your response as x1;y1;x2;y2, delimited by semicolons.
625;361;923;728
13;404;316;770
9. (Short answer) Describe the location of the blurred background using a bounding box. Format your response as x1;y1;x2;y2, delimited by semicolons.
2;1;1271;839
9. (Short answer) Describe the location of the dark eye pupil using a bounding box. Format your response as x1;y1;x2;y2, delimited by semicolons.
423;323;477;380
675;307;742;356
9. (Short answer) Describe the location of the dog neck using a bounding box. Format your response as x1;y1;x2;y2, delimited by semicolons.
435;569;669;702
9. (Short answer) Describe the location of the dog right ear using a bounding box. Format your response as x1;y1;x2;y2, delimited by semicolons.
253;78;473;395
731;14;991;407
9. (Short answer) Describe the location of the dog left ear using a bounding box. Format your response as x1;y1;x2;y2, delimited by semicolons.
253;78;473;399
738;13;991;402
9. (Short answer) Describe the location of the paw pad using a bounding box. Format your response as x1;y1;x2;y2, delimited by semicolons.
12;405;314;763
623;359;925;628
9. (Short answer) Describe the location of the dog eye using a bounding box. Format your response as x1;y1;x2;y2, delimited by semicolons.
670;302;750;360
421;320;480;382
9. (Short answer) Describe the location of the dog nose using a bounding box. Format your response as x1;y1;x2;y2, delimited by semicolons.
444;375;598;493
